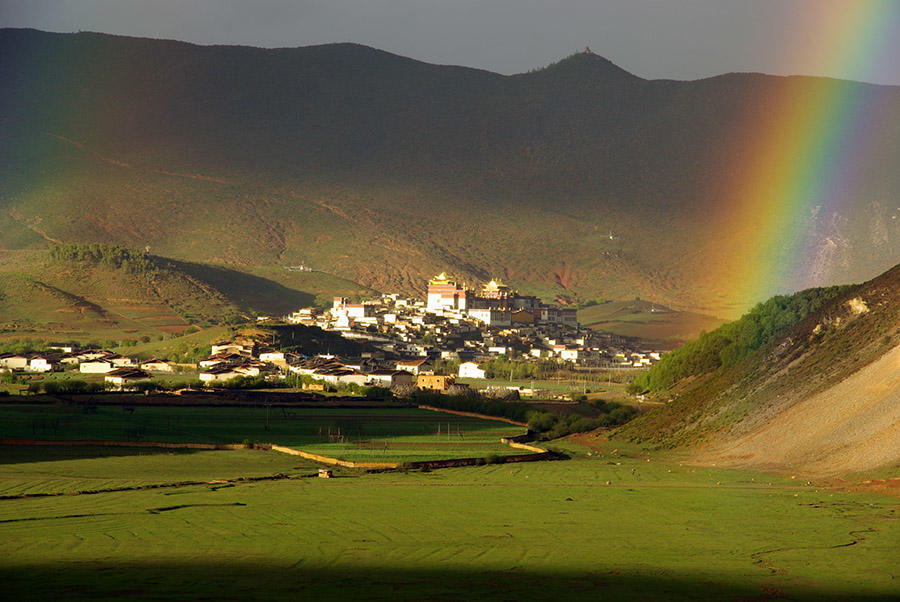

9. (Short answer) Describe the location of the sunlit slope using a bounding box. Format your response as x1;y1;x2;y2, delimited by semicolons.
2;29;898;314
702;344;898;475
0;248;374;339
616;264;899;476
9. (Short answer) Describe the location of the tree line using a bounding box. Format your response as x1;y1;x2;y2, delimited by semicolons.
50;243;159;274
629;285;852;393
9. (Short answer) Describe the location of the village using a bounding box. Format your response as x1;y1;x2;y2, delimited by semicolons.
0;273;665;399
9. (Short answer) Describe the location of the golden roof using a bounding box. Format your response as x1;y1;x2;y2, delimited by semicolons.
429;272;452;285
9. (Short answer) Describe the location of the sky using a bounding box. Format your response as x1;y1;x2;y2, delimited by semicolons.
1;0;899;85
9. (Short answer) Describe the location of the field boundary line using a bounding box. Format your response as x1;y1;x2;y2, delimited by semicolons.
501;438;548;454
0;473;292;501
0;439;247;450
266;436;554;470
416;405;528;427
266;444;399;469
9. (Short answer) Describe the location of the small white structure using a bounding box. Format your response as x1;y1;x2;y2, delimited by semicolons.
80;361;114;374
310;369;368;387
141;358;174;372
104;368;151;389
559;348;581;361
199;365;242;384
259;350;286;367
395;358;431;376
48;344;76;353
27;356;56;373
0;354;29;370
108;355;135;368
345;303;376;320
458;361;486;379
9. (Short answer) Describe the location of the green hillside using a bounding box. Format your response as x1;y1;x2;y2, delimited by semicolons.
2;29;897;316
0;244;373;343
615;263;899;470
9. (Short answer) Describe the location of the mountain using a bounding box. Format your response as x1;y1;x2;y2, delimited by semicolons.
615;263;899;476
1;29;898;316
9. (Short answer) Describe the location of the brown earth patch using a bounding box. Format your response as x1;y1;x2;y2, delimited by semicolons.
698;345;900;477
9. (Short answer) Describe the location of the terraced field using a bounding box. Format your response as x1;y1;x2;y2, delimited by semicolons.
0;404;526;463
0;438;896;600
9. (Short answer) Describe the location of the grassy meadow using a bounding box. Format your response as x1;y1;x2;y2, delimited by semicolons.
0;437;896;600
577;299;725;347
0;405;525;463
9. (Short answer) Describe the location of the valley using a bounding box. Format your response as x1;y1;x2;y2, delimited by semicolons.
0;23;898;602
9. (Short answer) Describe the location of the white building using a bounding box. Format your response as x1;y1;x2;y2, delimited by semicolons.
210;341;253;356
140;359;174;372
200;365;242;384
395;358;432;376
105;368;151;389
345;303;376;320
467;308;511;328
559;348;581;361
80;361;114;374
27;356;56;373
0;354;29;370
458;361;486;379
259;350;286;366
426;273;468;312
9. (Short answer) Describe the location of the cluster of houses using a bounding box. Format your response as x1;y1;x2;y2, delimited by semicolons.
1;271;665;396
283;273;665;371
0;345;175;389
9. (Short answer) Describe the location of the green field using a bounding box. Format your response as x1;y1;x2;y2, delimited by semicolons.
0;438;896;600
0;405;525;463
577;299;725;347
0;446;315;497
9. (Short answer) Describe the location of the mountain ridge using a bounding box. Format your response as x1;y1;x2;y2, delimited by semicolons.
1;28;898;316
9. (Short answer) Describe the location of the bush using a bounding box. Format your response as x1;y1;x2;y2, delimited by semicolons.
360;386;391;399
41;379;105;394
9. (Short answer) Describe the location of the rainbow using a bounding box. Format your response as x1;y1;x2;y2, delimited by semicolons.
708;0;900;311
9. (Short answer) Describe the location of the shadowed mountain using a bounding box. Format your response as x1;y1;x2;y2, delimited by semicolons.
1;29;898;315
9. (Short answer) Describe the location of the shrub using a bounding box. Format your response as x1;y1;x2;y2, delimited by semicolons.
360;386;391;399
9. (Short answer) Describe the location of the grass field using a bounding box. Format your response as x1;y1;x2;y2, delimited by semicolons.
0;436;896;600
578;299;725;347
0;446;315;497
0;405;525;463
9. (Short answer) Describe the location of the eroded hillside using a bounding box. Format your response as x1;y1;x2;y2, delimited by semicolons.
615;264;899;476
